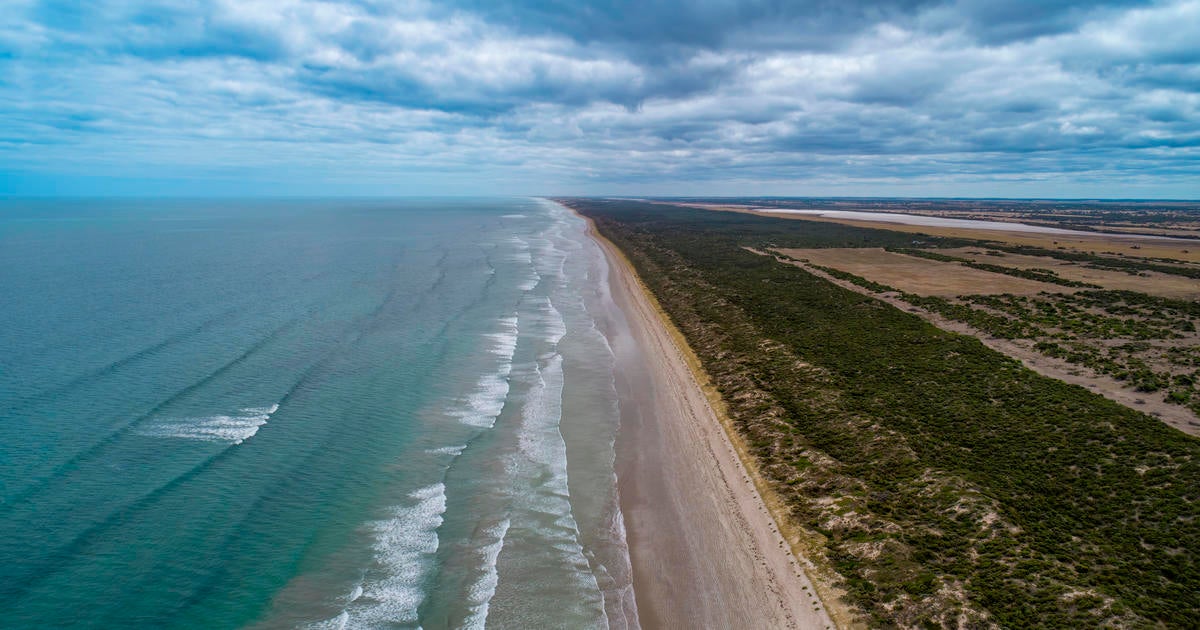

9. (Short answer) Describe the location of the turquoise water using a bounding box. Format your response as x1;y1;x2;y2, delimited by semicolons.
0;198;636;628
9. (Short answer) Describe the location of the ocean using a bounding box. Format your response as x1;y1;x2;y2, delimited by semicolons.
0;198;636;628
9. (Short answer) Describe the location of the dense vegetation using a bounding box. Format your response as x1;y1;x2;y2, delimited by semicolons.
836;256;1200;416
566;199;1200;629
960;291;1200;415
804;244;1200;416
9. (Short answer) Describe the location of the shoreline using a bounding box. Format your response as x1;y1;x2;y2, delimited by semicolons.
568;203;842;629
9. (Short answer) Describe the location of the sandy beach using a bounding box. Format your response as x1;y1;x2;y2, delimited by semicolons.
577;210;836;629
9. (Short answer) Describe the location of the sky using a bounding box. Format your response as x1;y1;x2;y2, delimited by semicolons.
1;0;1198;197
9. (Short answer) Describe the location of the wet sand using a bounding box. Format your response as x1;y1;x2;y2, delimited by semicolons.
576;210;836;629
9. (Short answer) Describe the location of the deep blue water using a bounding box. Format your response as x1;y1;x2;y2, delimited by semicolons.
0;198;635;628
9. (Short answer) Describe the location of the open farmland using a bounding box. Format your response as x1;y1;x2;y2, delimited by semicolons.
774;247;1068;296
941;247;1200;298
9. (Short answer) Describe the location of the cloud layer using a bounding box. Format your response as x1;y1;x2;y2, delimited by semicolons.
2;0;1198;196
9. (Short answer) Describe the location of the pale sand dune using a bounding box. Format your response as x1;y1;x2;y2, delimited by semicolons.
576;210;839;629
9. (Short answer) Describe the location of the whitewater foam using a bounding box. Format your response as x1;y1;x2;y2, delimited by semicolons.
455;316;519;429
349;482;447;627
425;444;467;457
485;316;519;358
517;272;540;292
515;351;607;607
304;611;348;630
459;517;512;629
531;296;568;346
505;236;534;266
531;236;571;288
344;199;624;628
139;403;279;444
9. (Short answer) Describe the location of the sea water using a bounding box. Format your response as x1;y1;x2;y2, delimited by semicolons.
0;198;636;629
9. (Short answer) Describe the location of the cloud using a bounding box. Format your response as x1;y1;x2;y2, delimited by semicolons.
1;0;1197;196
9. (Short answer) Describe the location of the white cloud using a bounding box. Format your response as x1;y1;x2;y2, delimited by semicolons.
2;0;1197;196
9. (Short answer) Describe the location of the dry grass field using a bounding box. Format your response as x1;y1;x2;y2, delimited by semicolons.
773;247;1065;296
942;247;1200;298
